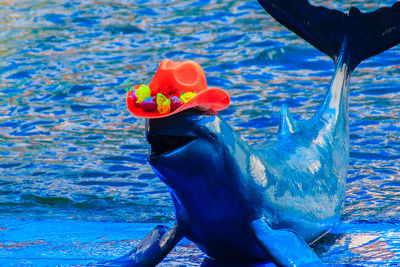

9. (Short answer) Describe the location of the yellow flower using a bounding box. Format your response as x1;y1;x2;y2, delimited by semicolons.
156;93;171;114
135;85;151;103
180;92;197;103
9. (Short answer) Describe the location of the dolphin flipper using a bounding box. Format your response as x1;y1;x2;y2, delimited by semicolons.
95;224;184;266
257;0;400;69
250;219;324;267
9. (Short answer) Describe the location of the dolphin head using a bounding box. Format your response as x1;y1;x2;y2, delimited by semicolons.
146;108;268;223
146;108;270;258
146;108;233;193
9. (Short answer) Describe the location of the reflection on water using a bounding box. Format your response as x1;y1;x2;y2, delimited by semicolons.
0;0;399;265
313;223;400;266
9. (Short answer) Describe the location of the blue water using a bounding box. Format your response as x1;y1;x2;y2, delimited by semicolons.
0;0;399;265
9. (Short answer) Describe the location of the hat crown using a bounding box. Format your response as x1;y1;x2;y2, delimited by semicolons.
149;59;207;94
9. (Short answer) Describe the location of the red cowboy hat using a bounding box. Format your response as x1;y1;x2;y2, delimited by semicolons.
126;59;230;119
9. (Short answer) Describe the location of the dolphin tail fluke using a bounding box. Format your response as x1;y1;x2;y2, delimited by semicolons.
257;0;400;70
345;3;400;70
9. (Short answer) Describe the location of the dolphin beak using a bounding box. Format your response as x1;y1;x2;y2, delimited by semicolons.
146;133;197;157
145;108;216;159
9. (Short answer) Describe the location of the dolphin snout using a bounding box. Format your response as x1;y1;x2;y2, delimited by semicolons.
146;133;197;157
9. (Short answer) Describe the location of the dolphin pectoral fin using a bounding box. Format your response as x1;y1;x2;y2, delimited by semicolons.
94;224;184;267
250;219;324;267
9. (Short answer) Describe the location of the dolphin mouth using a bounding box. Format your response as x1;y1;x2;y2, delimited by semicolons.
147;133;197;157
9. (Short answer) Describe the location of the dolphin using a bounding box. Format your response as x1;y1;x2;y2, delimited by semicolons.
97;0;400;266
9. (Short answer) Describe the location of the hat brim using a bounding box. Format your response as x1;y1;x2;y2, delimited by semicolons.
126;86;230;119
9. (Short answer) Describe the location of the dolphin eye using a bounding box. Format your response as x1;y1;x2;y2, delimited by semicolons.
207;133;217;141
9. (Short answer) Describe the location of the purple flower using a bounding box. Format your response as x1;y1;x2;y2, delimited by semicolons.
170;96;182;112
140;97;157;112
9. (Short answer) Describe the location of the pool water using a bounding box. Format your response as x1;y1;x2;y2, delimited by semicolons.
0;0;399;265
